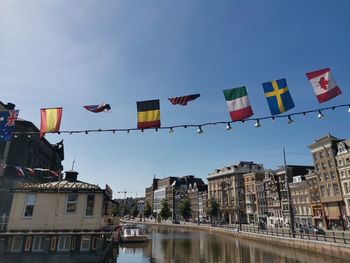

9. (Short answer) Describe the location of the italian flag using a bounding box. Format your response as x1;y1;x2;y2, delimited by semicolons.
306;68;342;103
223;86;254;121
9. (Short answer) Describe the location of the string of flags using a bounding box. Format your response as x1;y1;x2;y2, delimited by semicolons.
0;67;347;139
0;163;60;178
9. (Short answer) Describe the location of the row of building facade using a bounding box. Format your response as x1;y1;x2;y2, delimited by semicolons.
145;134;350;231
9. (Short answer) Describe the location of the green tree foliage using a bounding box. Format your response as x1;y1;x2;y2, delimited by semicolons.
179;196;192;221
144;202;152;218
111;205;120;216
207;198;220;221
132;205;139;218
160;198;172;220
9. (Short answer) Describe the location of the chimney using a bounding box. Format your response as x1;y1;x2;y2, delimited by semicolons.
65;170;79;182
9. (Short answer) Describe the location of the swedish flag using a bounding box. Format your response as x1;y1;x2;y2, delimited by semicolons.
262;78;295;115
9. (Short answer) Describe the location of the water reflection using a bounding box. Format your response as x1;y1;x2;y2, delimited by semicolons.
116;225;350;263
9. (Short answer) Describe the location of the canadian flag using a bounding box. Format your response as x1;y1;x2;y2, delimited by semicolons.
306;68;342;103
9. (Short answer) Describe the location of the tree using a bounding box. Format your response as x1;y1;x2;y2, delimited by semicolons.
179;196;192;221
160;198;172;221
207;198;220;222
144;202;152;218
132;205;139;218
111;204;121;217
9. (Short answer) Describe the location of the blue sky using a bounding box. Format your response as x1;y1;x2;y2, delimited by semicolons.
1;0;349;198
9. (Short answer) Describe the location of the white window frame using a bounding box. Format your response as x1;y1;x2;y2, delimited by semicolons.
65;194;78;214
32;236;46;252
80;235;91;251
57;235;71;252
23;194;36;218
11;236;23;252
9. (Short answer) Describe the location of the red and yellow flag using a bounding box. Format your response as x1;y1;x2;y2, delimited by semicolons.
40;108;63;136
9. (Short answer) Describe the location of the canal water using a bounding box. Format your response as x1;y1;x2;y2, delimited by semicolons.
115;225;350;263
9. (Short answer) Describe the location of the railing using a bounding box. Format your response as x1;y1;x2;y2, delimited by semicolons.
211;223;350;245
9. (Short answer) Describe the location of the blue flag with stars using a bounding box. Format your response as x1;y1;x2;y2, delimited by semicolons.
262;78;295;115
0;110;19;141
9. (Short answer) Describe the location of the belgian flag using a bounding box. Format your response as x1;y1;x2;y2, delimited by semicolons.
137;99;161;129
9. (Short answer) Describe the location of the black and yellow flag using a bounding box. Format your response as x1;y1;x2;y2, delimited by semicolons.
137;99;161;129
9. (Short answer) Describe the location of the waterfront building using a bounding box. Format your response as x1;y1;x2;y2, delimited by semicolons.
188;182;208;222
264;170;283;228
264;166;313;228
0;101;64;229
256;181;267;224
243;171;265;225
289;175;313;227
335;140;350;229
304;171;324;227
3;170;114;256
308;134;346;230
8;170;113;231
145;175;206;222
207;161;264;224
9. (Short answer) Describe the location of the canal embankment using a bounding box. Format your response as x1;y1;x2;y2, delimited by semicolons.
127;220;350;260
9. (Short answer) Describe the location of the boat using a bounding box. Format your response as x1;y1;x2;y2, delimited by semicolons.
120;225;148;243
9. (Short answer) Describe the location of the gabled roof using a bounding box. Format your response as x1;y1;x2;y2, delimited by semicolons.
13;180;104;193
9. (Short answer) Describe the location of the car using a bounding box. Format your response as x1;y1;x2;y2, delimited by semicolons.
304;226;326;235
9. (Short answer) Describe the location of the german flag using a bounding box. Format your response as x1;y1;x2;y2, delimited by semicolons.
137;100;160;129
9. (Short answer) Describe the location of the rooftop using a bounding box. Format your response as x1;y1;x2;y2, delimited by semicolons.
13;180;103;193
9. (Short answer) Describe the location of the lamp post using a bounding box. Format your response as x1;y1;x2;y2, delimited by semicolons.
234;165;242;231
283;148;296;237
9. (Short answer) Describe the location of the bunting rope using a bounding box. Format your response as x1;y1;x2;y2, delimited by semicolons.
10;103;350;136
0;162;60;177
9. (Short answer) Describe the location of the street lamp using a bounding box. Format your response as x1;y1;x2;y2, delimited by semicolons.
283;148;296;237
234;165;242;231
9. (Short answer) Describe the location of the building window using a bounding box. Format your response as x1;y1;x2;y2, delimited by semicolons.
65;194;78;213
71;236;76;251
24;194;36;218
341;171;346;178
24;237;32;252
313;153;318;161
328;160;333;168
330;171;336;180
85;195;95;216
91;237;98;251
80;235;91;251
338;160;343;166
50;237;57;251
343;182;349;194
327;149;332;157
326;184;331;196
319;174;323;182
319;151;324;159
57;236;71;252
11;236;23;252
32;236;46;252
320;186;325;197
324;172;329;181
333;184;340;196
